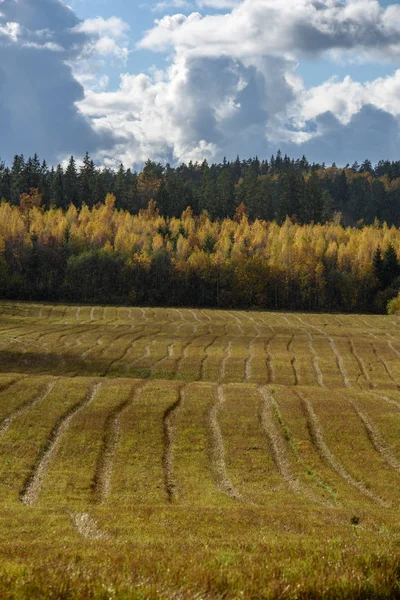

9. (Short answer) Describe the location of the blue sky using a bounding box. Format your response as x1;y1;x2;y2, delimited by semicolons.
1;0;400;167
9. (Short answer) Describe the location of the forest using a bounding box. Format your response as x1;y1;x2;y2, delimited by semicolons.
2;151;400;227
0;185;399;313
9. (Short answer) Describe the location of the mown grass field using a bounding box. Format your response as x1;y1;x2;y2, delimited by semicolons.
0;302;400;599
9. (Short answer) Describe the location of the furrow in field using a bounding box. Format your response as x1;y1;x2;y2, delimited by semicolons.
258;387;303;495
200;310;212;322
370;391;400;410
150;343;175;375
386;338;400;359
20;383;101;506
208;386;243;501
138;308;148;323
175;309;188;322
306;332;325;388
125;328;163;368
189;309;201;323
294;389;387;507
220;339;233;381
3;323;65;348
80;334;106;361
343;393;400;475
173;327;206;376
71;513;108;540
269;390;336;504
328;336;351;388
287;333;300;386
239;311;257;325
348;339;374;389
92;384;144;504
130;327;164;370
244;328;260;383
225;312;243;334
0;380;56;438
265;333;276;384
333;316;344;327
200;336;219;380
163;386;185;502
371;343;399;388
104;330;148;375
0;376;23;396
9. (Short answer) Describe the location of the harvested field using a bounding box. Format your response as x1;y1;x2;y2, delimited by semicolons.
0;301;399;599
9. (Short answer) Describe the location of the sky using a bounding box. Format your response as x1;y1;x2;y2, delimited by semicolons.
1;0;400;168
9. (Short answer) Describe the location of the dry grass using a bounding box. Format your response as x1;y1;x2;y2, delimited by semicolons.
0;301;399;598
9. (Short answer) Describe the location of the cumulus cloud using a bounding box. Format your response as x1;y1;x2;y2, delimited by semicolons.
139;0;400;60
76;0;400;166
291;105;400;164
73;16;130;39
0;0;115;164
78;53;298;166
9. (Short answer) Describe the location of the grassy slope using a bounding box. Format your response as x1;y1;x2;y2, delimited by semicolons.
0;302;399;598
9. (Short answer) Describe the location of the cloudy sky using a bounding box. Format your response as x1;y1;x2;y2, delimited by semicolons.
1;0;400;168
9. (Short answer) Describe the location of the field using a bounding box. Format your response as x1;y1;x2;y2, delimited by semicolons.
0;302;400;599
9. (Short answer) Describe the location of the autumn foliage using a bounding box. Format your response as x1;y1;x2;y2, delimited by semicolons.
0;195;399;313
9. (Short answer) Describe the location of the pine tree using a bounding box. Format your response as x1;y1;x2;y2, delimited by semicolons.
79;152;96;207
10;155;25;205
64;156;78;207
301;172;324;223
382;244;400;287
51;165;65;209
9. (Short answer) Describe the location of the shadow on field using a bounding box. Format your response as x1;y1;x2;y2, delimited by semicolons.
0;349;152;379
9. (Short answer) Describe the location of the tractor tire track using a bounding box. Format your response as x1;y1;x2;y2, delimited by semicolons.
244;328;260;383
348;338;374;389
208;386;243;501
103;328;147;375
258;387;303;495
92;384;145;504
287;333;299;386
258;388;328;504
0;380;55;437
265;332;276;384
306;331;325;388
371;342;400;389
341;392;400;476
220;339;233;381
20;383;102;506
163;386;185;502
293;389;387;507
370;391;400;410
200;336;219;380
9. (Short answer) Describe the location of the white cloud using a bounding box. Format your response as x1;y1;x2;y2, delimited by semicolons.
139;0;400;61
73;16;130;39
300;70;400;124
197;0;240;8
68;16;131;93
152;0;192;12
0;21;20;41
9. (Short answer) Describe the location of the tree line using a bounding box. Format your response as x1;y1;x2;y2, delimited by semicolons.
2;152;400;227
0;194;399;313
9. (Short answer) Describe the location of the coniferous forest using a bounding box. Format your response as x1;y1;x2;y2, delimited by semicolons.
0;151;400;313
